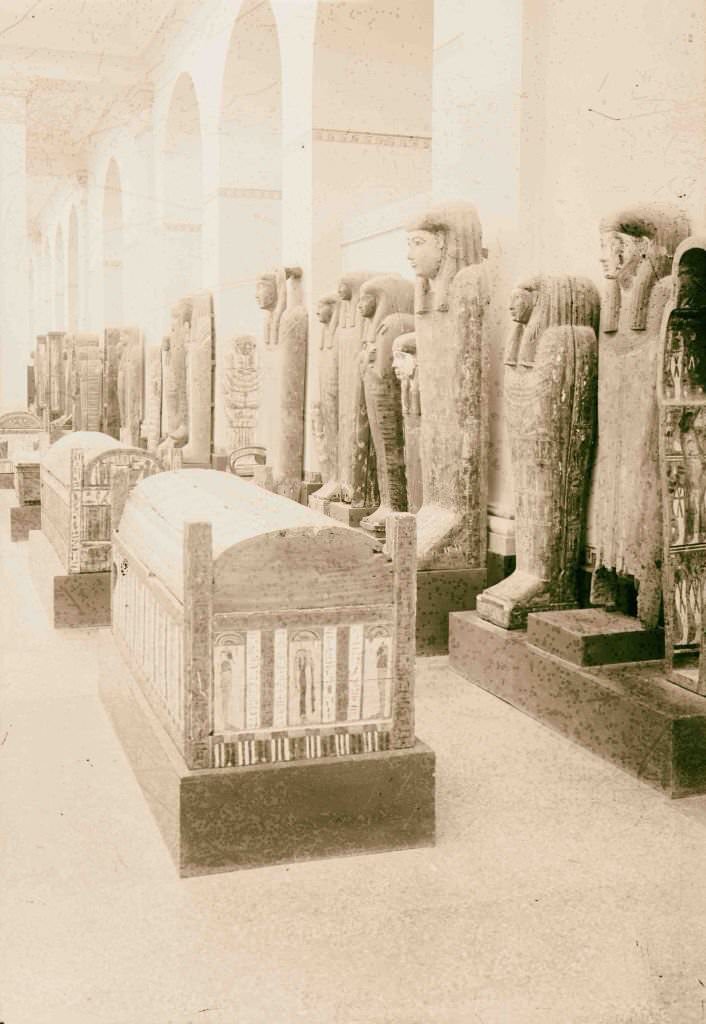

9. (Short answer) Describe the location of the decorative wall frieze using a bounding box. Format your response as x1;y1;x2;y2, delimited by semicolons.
163;221;202;233
313;128;431;150
218;187;282;200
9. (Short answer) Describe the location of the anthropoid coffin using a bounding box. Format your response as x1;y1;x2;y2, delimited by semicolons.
0;411;45;475
41;431;162;574
113;470;417;772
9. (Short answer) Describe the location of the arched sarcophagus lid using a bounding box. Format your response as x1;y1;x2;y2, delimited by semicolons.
117;469;392;610
0;410;42;432
42;430;123;483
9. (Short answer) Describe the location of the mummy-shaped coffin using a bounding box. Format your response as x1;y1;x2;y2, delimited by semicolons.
40;431;162;574
113;470;417;772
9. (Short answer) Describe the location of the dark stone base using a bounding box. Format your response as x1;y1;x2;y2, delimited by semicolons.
9;503;41;541
299;480;322;505
99;665;436;877
326;501;376;528
449;610;706;797
416;567;487;656
308;493;330;516
211;453;228;471
527;608;664;666
486;551;515;588
28;529;111;628
0;471;14;489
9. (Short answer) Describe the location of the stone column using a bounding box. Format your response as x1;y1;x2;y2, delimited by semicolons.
0;83;30;411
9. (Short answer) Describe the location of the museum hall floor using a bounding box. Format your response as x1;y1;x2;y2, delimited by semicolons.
3;491;706;1024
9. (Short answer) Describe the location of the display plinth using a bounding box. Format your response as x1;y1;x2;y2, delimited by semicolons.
416;567;486;655
28;529;111;628
449;610;706;797
0;471;13;489
526;608;664;666
326;501;376;528
100;664;436;877
10;504;41;541
308;493;330;516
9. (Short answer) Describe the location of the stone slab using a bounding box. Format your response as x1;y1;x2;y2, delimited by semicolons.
0;471;14;489
326;501;376;528
28;529;111;628
417;567;487;656
449;610;706;797
527;608;664;666
9;503;41;542
99;662;436;877
211;453;228;471
308;494;330;516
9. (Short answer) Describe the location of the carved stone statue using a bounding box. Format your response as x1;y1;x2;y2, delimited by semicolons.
224;335;259;452
658;237;706;692
587;203;690;626
476;275;600;628
255;267;308;501
158;299;190;456
118;327;145;448
142;344;163;451
309;293;340;502
183;291;214;465
102;328;121;439
334;272;382;505
35;336;49;421
355;274;415;534
406;202;490;569
77;345;103;432
392;331;423;514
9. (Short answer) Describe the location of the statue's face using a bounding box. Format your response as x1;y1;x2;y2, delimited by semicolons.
358;292;377;318
407;229;445;278
599;230;644;280
392;349;414;381
338;281;352;301
317;301;334;324
256;278;276;310
509;288;535;324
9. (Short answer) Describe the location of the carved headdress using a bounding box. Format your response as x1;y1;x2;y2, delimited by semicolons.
600;203;689;332
358;274;415;339
506;275;600;367
406;202;483;313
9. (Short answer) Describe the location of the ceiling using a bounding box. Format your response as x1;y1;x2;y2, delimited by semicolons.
0;0;191;234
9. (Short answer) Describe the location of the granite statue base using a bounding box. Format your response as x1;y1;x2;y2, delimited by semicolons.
449;609;706;796
100;664;436;877
325;501;377;528
417;567;487;656
10;503;41;541
28;529;111;628
0;471;14;489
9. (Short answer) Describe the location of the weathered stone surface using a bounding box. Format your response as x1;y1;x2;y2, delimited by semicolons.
28;527;111;628
117;326;145;448
101;328;122;439
157;299;190;459
406;202;490;571
392;330;423;514
526;608;664;666
477;275;599;629
357;276;414;536
416;567;486;655
658;237;706;695
10;503;41;541
13;455;40;505
255;267;307;501
141;343;162;450
310;293;339;501
223;334;259;454
182;290;215;466
587;203;690;626
450;610;706;797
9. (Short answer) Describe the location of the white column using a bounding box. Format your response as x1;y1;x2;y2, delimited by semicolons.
0;83;30;411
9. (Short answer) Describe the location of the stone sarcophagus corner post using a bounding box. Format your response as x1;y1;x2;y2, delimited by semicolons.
112;470;419;770
658;237;706;694
40;431;162;575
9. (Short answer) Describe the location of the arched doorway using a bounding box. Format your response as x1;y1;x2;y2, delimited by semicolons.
163;72;203;305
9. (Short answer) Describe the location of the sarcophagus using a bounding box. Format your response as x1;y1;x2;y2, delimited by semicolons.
0;411;46;479
113;469;418;771
40;431;161;575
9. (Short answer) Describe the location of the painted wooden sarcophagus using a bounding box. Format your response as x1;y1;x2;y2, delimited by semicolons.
112;469;416;771
41;431;162;574
0;411;46;475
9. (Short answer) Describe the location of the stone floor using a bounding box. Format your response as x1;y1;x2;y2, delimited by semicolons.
3;489;706;1024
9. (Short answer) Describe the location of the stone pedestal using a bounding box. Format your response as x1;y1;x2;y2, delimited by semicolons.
100;662;436;877
326;501;376;528
0;470;14;489
417;568;487;655
526;608;664;666
10;503;41;541
449;610;706;796
308;493;330;516
28;529;111;628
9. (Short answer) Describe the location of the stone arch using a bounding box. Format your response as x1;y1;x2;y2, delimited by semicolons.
54;223;65;329
163;71;204;303
103;157;124;326
67;205;79;332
